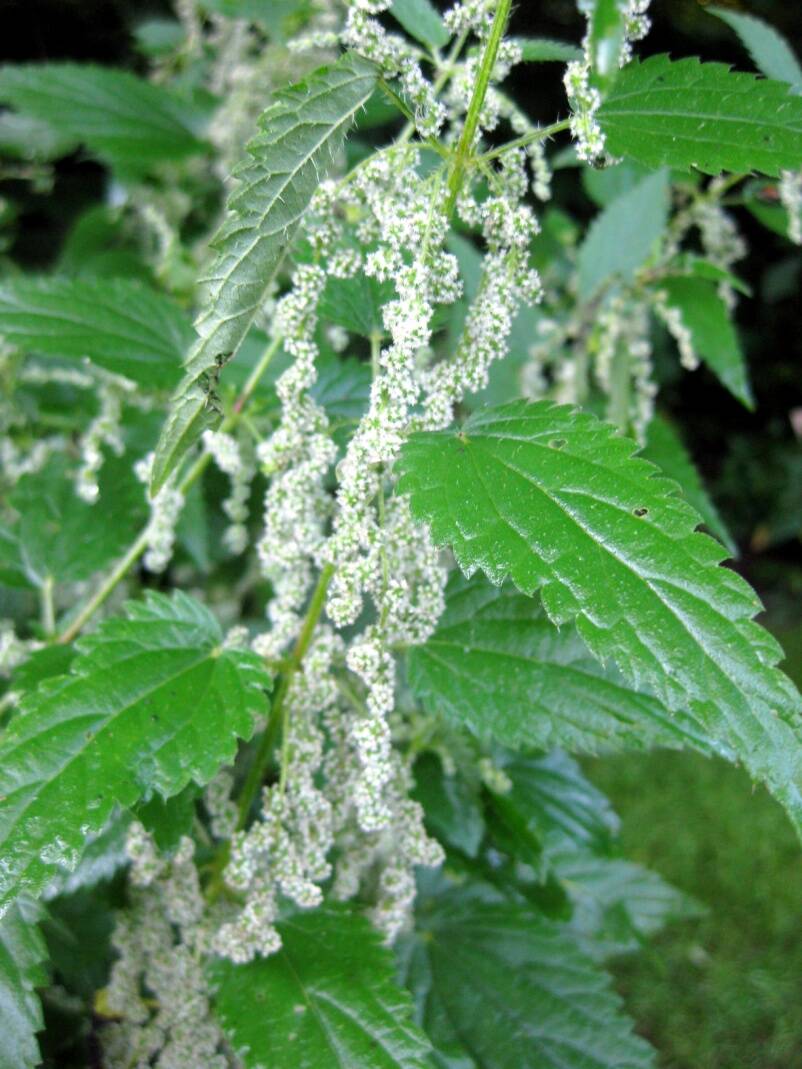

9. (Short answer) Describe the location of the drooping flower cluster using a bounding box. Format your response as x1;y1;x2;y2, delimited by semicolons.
780;169;802;246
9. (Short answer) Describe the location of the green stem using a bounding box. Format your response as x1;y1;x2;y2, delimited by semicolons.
479;117;572;162
56;336;282;645
206;563;335;901
40;576;55;637
444;0;514;218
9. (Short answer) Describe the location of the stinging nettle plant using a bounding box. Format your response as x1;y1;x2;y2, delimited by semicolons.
0;0;801;1065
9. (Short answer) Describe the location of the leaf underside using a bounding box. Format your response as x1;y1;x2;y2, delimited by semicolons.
0;900;47;1069
0;591;269;913
150;52;377;493
398;400;802;833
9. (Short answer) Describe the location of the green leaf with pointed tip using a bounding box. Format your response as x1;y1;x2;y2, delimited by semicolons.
578;168;669;299
657;275;753;408
150;53;377;494
135;783;200;852
584;0;633;90
0;899;47;1069
412;751;485;858
0;63;206;174
210;906;433;1069
397;401;802;834
407;574;719;756
0;277;191;390
708;7;802;89
390;0;449;49
641;415;735;554
515;37;583;63
404;884;654;1069
597;55;802;176
0;591;269;913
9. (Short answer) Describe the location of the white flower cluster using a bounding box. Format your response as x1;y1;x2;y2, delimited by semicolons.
103;827;232;1069
0;620;40;676
76;377;129;504
780;169;802;246
653;293;698;371
594;293;656;440
255;263;337;659
202;430;255;555
690;192;747;308
134;453;185;574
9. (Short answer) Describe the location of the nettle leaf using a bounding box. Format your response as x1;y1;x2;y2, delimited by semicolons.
1;454;147;590
0;63;206;174
151;53;377;494
642;415;735;554
597;55;802;176
389;0;449;50
0;899;47;1069
406;884;654;1069
581;159;654;208
0;277;191;390
501;751;619;859
210;906;433;1069
397;401;802;832
412;751;485;858
0;591;269;912
656;275;753;408
551;851;703;959
577;168;669;299
514;37;583;63
708;7;802;89
407;574;718;755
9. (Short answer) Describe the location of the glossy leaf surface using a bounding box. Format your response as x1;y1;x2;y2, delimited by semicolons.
398;401;802;832
211;907;433;1069
0;592;269;912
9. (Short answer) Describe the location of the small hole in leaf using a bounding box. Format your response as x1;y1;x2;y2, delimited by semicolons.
550;438;566;450
634;507;648;517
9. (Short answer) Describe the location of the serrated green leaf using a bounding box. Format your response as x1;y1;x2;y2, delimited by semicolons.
2;454;147;589
641;415;735;554
657;274;753;408
514;37;583;63
397;401;802;833
407;574;718;755
10;646;77;699
406;884;654;1068
42;811;130;900
578;168;669;299
0;591;269;912
0;63;206;174
210;906;433;1069
551;850;703;958
708;7;802;89
135;783;199;852
501;751;619;859
151;53;377;494
0;899;47;1069
669;253;752;297
0;277;191;390
597;55;802;176
390;0;450;50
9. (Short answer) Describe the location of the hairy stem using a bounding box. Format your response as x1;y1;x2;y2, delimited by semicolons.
445;0;514;218
56;335;283;645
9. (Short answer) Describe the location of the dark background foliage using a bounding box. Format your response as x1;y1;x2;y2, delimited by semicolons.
1;3;800;1066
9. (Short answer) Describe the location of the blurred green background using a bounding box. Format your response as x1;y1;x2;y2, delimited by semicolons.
1;1;801;1064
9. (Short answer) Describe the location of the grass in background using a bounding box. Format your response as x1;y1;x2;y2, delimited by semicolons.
589;748;802;1068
